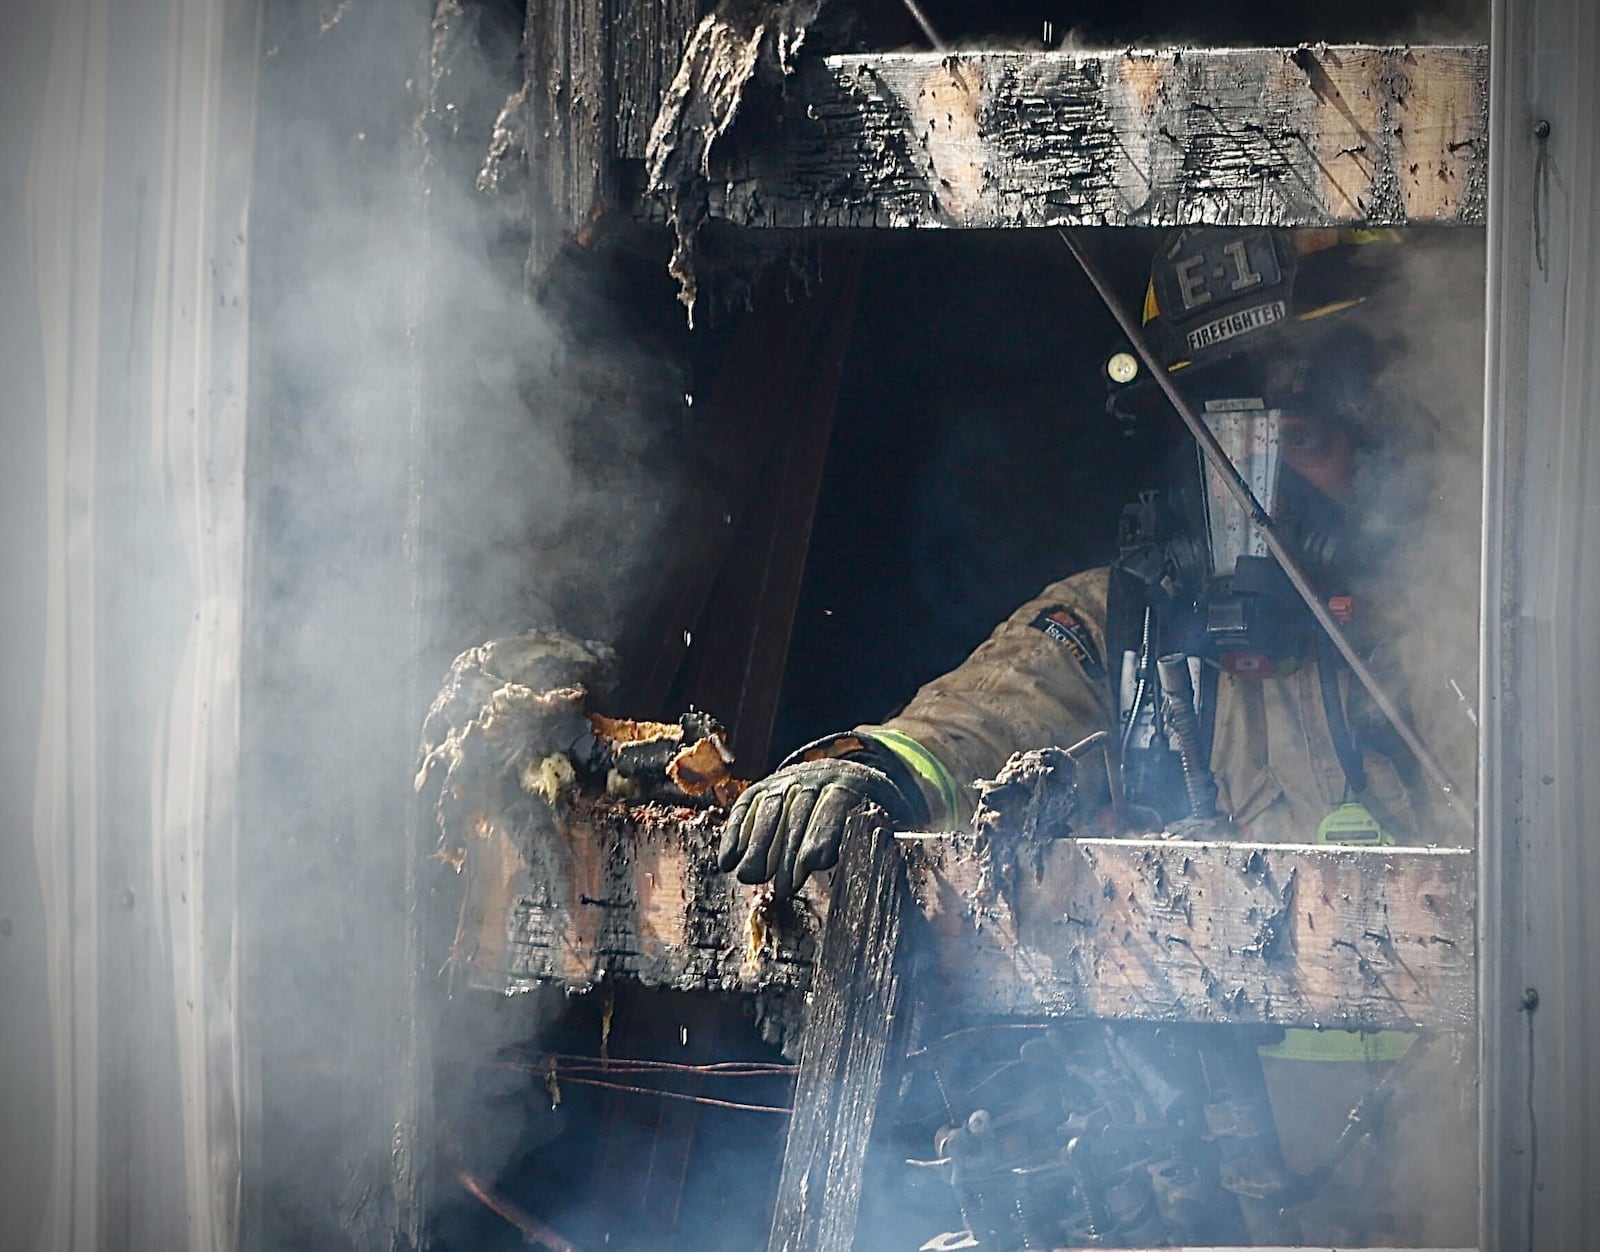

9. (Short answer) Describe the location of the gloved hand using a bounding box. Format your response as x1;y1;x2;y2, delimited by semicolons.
718;755;916;897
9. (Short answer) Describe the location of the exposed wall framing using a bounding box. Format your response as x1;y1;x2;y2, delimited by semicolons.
697;45;1489;230
462;801;1474;1034
614;0;704;157
907;834;1474;1030
522;0;702;271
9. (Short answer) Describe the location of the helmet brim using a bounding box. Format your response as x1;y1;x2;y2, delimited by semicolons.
1107;315;1389;428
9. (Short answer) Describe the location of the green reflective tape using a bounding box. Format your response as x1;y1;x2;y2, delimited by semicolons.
1317;801;1395;845
1259;1027;1415;1063
859;726;964;825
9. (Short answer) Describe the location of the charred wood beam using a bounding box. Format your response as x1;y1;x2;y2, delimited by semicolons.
522;0;702;274
457;799;1474;1032
644;0;829;312
690;45;1488;229
614;0;704;159
903;834;1475;1033
766;815;908;1252
450;795;827;1003
526;0;612;272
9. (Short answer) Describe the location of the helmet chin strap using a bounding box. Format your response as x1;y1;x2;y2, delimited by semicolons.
1060;229;1473;833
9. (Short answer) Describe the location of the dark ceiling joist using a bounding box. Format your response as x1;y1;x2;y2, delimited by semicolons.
697;45;1489;229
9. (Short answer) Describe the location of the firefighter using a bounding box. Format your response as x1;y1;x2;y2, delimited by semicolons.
718;227;1477;1245
719;226;1473;878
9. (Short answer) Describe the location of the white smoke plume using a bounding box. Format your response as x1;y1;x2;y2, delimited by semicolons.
240;1;692;1246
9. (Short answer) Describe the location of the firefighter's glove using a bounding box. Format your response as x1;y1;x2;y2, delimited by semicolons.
718;757;914;897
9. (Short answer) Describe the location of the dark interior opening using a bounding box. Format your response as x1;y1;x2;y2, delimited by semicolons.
422;214;1488;1250
771;229;1162;768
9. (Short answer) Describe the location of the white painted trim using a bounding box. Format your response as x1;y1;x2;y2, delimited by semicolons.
18;0;256;1248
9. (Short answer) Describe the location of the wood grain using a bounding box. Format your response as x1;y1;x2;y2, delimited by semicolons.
456;803;1473;1031
903;834;1475;1031
766;814;907;1252
693;46;1488;230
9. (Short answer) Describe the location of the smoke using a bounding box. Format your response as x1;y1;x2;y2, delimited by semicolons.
1364;227;1487;834
1283;225;1487;1242
242;1;690;1246
1350;227;1487;1235
260;4;675;649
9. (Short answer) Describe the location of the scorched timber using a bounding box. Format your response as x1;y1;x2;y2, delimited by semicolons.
466;800;1473;1033
451;796;825;1001
903;835;1475;1033
693;45;1488;229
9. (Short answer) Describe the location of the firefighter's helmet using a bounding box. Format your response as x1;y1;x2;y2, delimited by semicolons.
1106;227;1404;424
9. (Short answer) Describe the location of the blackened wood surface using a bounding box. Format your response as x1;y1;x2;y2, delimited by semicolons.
699;46;1488;229
766;815;907;1252
525;0;612;271
522;0;700;270
454;795;828;999
241;4;442;1248
616;269;854;719
905;835;1476;1032
479;800;1474;1031
614;0;702;158
641;1;826;311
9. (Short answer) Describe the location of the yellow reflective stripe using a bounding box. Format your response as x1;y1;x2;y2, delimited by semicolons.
859;726;964;825
1295;296;1368;323
1342;226;1402;246
1294;227;1402;256
1258;1028;1416;1063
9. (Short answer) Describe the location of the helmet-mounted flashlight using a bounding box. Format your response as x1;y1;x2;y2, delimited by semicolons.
1104;226;1401;425
1106;351;1139;385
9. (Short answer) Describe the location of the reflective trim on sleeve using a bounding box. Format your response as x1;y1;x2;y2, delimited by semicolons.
858;726;964;826
1258;1027;1416;1063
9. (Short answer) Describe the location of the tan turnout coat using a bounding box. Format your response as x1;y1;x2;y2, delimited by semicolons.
868;567;1472;844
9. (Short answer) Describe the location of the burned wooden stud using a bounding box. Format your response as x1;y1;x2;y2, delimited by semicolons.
616;262;863;721
672;247;866;765
679;45;1489;230
455;793;1473;1034
450;793;827;1004
903;835;1476;1031
767;811;909;1252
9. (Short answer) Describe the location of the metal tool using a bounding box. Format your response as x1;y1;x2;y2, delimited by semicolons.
1157;655;1219;820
